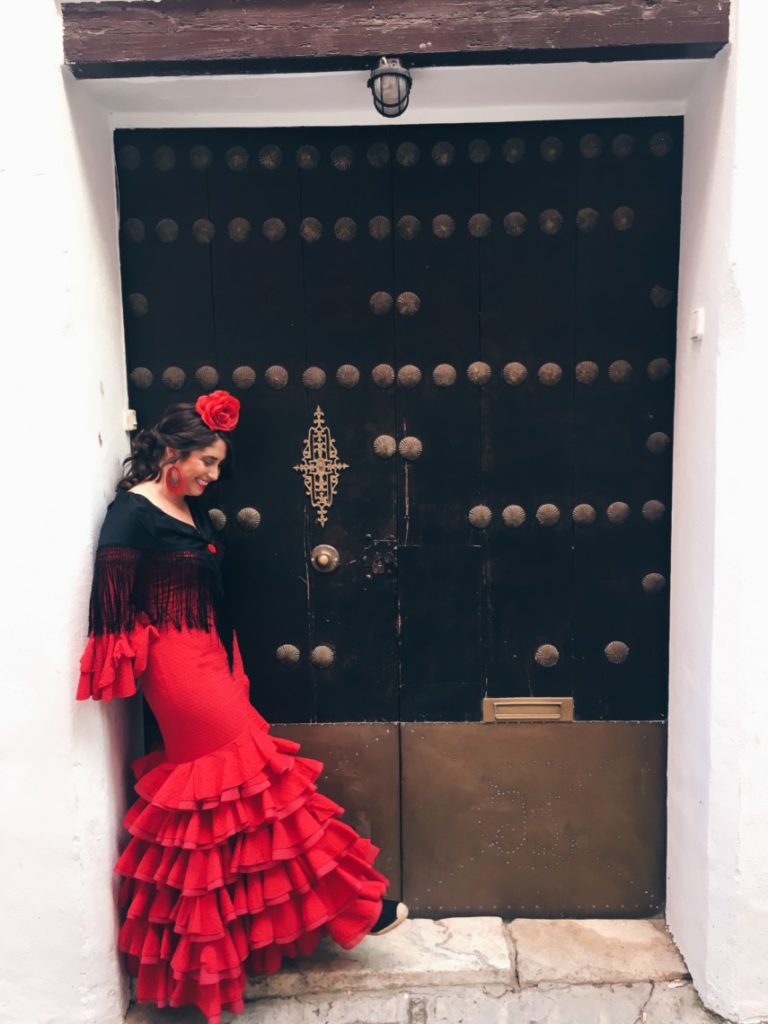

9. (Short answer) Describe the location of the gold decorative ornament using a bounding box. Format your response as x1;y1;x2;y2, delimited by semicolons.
262;218;286;242
535;644;560;668
276;644;300;666
130;367;153;390
258;144;282;170
605;640;630;664
292;406;349;527
296;144;320;170
538;362;563;386
540;136;563;162
371;364;395;388
189;145;212;171
503;212;527;236
503;362;528;386
331;145;354;171
606;501;631;524
608;359;633;383
642;572;666;594
647;357;672;382
502;137;526;164
433;364;457;387
467;361;492;386
431;141;455;166
612;206;635;231
232;366;256;389
370;290;393;314
432;214;455;239
539;209;563;235
236;507;261;531
580;133;603;159
161;366;185;390
468;139;490;164
302;366;326;390
228;217;251;242
398;436;423;461
468;505;493;529
300;217;323;243
336;365;360;388
576;208;600;233
642;499;666;522
396;291;420;316
373;435;397;459
572;503;597;526
468;213;492;238
397;365;422;388
367;142;390;168
647;431;671;454
208;509;227;532
155;219;179;243
225;146;249;171
369;215;391;240
265;365;289;389
397;215;421;240
192;218;215;244
334;217;357;242
310;645;335;668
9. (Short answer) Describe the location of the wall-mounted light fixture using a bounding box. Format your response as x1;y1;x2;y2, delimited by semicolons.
367;57;413;118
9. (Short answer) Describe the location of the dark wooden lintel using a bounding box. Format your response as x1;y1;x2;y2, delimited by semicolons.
64;0;729;79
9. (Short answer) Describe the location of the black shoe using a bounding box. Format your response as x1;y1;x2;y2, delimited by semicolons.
370;899;409;936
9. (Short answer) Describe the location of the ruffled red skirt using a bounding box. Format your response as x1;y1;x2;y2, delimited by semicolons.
78;621;389;1024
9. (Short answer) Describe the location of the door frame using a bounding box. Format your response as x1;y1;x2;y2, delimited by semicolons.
67;50;733;1012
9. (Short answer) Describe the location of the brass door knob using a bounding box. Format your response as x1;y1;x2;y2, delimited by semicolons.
311;544;340;573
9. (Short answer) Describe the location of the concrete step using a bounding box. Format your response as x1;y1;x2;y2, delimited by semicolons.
126;917;731;1024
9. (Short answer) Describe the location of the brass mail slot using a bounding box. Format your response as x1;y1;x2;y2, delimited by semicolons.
482;697;575;723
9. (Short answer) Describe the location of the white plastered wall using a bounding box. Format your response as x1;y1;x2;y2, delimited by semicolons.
2;1;766;1022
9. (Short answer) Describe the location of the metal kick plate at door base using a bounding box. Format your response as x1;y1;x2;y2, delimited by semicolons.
482;697;575;722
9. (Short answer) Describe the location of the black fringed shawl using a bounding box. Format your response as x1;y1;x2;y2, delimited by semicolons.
87;490;234;670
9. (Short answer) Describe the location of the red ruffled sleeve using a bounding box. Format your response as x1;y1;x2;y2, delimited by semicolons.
77;613;159;702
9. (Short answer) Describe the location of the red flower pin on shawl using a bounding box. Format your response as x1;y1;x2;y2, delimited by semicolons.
195;390;241;432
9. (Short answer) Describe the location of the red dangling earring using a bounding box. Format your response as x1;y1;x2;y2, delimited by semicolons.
165;464;185;494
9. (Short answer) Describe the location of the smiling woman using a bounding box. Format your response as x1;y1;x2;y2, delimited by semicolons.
76;390;402;1024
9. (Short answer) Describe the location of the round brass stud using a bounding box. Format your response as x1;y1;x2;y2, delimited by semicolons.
608;359;633;383
398;215;421;240
331;145;354;171
503;362;528;386
606;501;631;524
468;505;493;529
232;365;256;389
432;214;455;239
642;572;666;594
467;361;492;386
604;640;630;664
503;212;527;237
189;145;212;170
538;362;563;386
276;644;300;666
192;218;215;244
371;364;395;388
161;366;186;390
396;142;420;167
647;431;671;454
650;284;674;308
296;144;320;170
118;145;141;171
302;366;326;390
611;134;635;159
650;132;674;157
373;435;397;459
310;645;335;668
195;365;219;389
262;218;286;242
647;357;672;382
236;507;262;530
612;206;635;231
367;142;390;168
129;367;153;390
369;215;391;241
334;217;357;242
128;293;149;317
336;364;360;388
208;508;227;532
575;360;599;384
396;291;421;316
539;209;563;235
265;365;289;390
397;365;422;388
398;436;423;461
502;504;527;527
433;363;457;387
642;499;666;523
258;144;282;170
300;217;322;243
123;218;145;243
468;139;491;164
468;213;492;238
225;146;249;171
502;137;526;164
370;291;394;315
155;218;179;243
536;503;560;526
540;136;563;162
572;503;597;526
579;133;603;159
228;217;251;242
153;145;176;171
535;644;560;668
576;208;600;234
432;141;455;167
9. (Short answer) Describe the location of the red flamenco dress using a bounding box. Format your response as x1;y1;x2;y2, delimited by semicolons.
76;489;389;1024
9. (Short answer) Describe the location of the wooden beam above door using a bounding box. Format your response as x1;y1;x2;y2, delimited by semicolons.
63;0;730;79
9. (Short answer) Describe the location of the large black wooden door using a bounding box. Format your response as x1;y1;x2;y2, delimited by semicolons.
116;118;680;915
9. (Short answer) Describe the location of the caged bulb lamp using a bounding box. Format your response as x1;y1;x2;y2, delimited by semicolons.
367;57;413;118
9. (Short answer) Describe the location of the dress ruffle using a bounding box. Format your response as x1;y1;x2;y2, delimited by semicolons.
76;614;159;702
115;707;388;1024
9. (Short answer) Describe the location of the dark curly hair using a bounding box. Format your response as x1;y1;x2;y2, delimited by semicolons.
116;403;233;492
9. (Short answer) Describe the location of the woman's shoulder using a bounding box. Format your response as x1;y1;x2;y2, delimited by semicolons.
97;489;155;548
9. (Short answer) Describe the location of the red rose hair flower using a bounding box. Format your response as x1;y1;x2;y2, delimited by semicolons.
194;390;241;432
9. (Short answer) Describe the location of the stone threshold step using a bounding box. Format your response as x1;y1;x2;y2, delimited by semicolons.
126;917;731;1024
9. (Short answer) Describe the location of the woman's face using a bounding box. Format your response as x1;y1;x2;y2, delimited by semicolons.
167;439;228;496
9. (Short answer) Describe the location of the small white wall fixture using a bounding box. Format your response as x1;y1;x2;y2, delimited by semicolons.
6;3;765;1019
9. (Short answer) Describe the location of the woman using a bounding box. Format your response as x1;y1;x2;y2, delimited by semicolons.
77;390;407;1024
